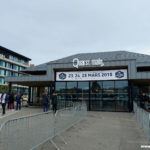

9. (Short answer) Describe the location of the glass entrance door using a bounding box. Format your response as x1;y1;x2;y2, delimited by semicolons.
90;81;103;111
78;82;89;110
115;81;129;111
55;80;129;112
103;81;116;111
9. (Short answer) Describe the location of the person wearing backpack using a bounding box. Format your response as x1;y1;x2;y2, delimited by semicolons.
16;92;22;110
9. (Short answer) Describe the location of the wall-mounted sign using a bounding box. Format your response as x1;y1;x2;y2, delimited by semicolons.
73;58;104;68
56;69;127;81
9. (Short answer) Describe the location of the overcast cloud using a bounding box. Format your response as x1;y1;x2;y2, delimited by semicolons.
0;0;150;65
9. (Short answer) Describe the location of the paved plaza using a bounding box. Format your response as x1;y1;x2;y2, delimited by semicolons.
0;106;149;150
37;112;149;150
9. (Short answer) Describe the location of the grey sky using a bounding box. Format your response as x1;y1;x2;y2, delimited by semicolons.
0;0;150;65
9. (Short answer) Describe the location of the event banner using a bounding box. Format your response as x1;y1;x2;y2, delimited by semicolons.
56;69;128;81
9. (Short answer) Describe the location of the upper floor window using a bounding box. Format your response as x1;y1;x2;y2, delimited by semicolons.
6;62;12;69
5;70;12;76
13;65;19;71
9;55;14;60
0;77;4;84
19;66;25;71
13;72;18;77
21;59;25;64
0;69;5;76
0;60;5;67
19;73;23;77
14;57;18;62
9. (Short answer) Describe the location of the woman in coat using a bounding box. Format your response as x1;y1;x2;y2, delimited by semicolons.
8;92;15;110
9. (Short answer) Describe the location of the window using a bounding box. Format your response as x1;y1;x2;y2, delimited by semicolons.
14;57;18;62
21;59;26;64
137;66;150;72
6;70;12;76
6;62;12;69
13;72;18;76
0;77;4;84
13;65;19;71
103;81;115;100
78;82;89;101
90;81;103;101
0;69;5;76
66;82;77;101
9;55;14;60
19;73;23;77
0;61;5;67
55;82;66;101
19;66;25;71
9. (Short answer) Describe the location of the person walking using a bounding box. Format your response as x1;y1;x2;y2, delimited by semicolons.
9;92;15;110
140;92;149;109
42;91;49;112
1;92;7;115
52;91;57;114
16;92;22;110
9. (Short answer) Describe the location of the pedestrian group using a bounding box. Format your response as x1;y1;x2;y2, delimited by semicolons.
1;92;22;115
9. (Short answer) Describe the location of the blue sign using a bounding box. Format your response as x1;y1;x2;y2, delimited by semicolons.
59;73;67;80
115;71;124;78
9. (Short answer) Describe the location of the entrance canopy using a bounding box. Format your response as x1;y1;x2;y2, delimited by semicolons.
5;75;51;86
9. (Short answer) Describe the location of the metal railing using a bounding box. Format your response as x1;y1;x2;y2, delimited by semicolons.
134;102;150;143
0;101;87;150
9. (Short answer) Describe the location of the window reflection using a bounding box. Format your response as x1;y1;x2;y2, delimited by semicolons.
55;82;66;101
55;80;129;112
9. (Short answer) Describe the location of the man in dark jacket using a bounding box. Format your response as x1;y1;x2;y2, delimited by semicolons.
16;92;22;110
52;91;57;113
140;92;149;109
42;92;49;112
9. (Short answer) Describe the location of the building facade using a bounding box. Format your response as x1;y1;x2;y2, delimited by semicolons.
5;51;150;112
0;46;31;93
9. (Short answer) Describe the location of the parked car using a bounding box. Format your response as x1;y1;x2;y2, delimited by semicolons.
22;95;28;107
22;95;28;101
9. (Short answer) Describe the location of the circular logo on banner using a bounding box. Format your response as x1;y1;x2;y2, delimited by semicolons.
59;73;67;80
115;71;124;78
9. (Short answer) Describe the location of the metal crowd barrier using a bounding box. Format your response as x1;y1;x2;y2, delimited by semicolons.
134;102;150;142
0;101;87;150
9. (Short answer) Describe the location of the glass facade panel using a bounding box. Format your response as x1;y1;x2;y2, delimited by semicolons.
13;65;19;71
115;81;129;111
9;55;14;60
90;81;103;110
6;70;12;76
66;82;77;101
19;73;23;77
102;81;115;111
0;60;5;67
55;80;129;112
0;69;5;76
14;57;18;62
55;82;66;101
13;72;18;77
78;82;89;110
6;62;12;69
19;66;25;71
0;77;4;84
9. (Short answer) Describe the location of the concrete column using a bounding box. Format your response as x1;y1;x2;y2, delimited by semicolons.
28;86;31;104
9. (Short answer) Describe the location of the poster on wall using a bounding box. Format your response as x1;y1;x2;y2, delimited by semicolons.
56;69;128;81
